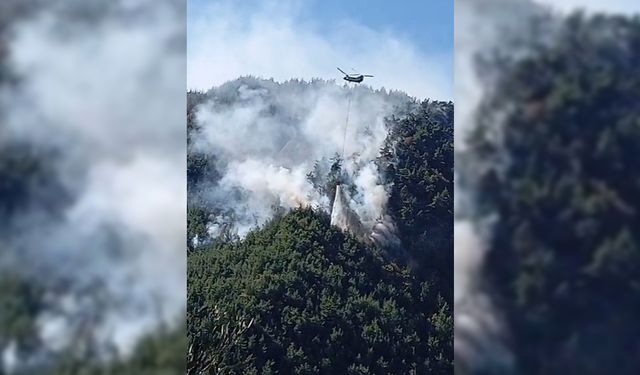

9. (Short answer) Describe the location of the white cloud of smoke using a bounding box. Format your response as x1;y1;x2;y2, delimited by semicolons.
0;0;185;369
191;79;412;244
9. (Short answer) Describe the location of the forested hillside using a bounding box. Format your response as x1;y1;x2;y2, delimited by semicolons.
188;208;452;374
466;13;640;374
379;101;454;300
187;79;453;373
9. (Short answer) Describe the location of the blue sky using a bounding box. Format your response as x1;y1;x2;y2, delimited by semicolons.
188;0;453;99
303;0;452;58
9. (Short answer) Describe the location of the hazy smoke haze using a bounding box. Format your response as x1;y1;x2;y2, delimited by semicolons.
190;79;413;243
0;0;185;369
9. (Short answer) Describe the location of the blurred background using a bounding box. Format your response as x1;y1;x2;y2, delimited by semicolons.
455;0;640;374
0;0;185;373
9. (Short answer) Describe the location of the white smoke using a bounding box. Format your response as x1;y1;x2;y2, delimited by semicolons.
352;162;389;223
0;0;185;368
192;80;411;242
220;159;324;236
347;163;403;250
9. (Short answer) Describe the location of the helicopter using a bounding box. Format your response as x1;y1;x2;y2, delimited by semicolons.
337;67;373;83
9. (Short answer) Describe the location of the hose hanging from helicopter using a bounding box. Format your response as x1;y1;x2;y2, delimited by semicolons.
336;67;373;161
342;84;353;160
331;67;375;230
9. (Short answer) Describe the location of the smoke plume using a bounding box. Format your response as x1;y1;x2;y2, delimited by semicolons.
0;0;185;370
190;78;411;247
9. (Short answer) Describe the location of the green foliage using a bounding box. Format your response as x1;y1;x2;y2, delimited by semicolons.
188;205;211;250
306;154;355;207
0;143;69;217
188;90;208;141
468;13;640;374
46;326;186;375
379;100;454;300
188;208;452;374
188;151;220;189
0;273;44;360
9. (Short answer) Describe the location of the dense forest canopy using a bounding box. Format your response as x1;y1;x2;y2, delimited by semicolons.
188;208;452;374
188;78;453;373
378;101;454;300
465;12;640;374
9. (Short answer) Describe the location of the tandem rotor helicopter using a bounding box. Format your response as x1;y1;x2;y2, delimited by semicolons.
337;67;373;83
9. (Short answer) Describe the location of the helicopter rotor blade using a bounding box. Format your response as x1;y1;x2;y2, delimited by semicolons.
337;67;348;75
363;75;374;77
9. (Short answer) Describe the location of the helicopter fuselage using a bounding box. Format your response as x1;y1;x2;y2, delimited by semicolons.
343;75;364;83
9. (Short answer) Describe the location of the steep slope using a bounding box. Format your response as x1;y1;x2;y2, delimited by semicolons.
187;78;454;374
378;100;454;300
188;208;452;374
